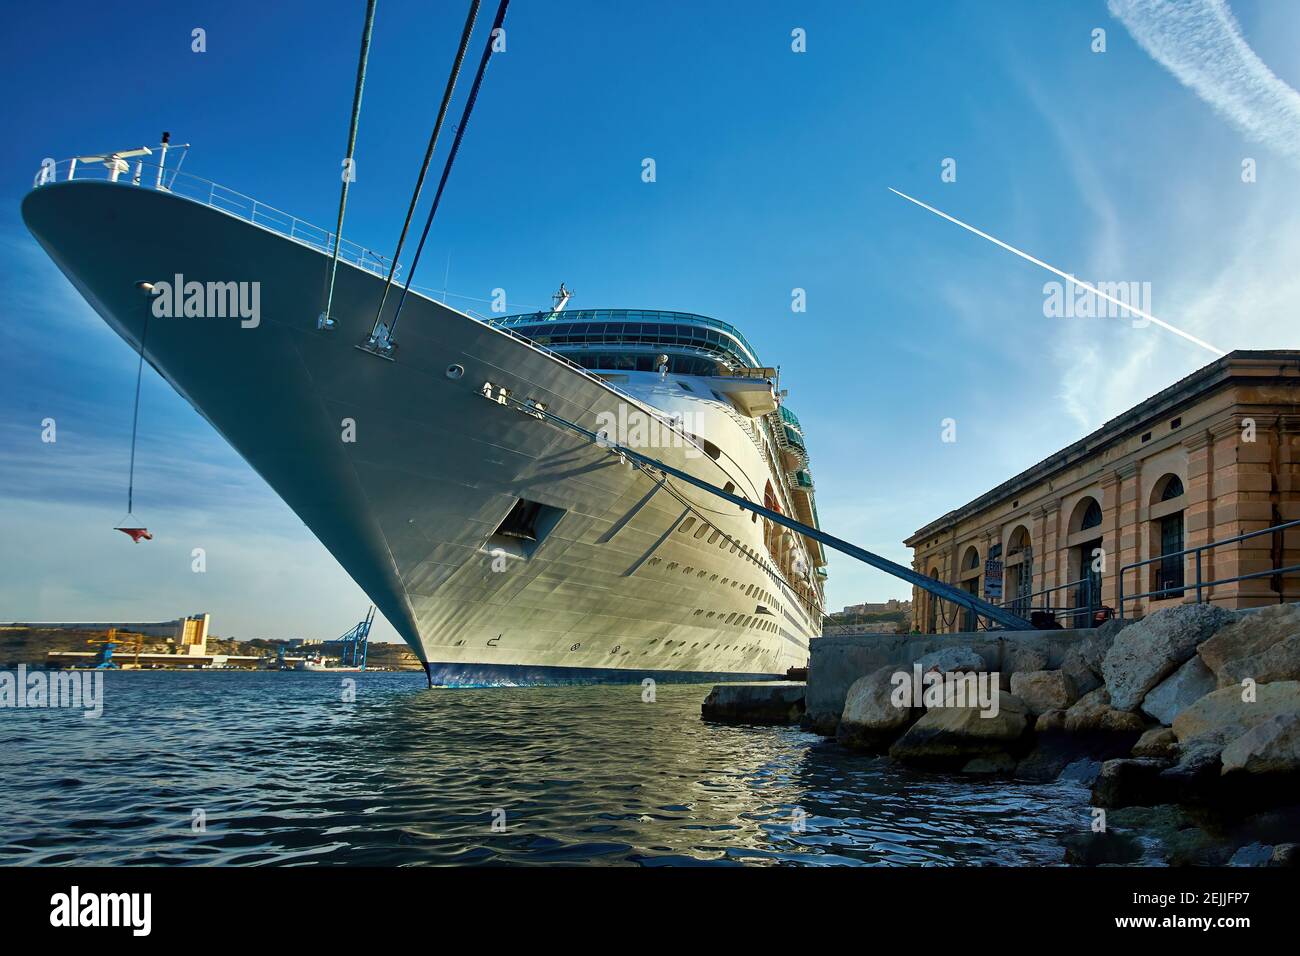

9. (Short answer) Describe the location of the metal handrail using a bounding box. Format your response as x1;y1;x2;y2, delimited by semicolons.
1118;517;1300;618
32;156;398;278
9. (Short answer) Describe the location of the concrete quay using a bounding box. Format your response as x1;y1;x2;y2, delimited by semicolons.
805;629;1085;735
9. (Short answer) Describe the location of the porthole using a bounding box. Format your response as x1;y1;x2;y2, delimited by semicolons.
446;364;465;379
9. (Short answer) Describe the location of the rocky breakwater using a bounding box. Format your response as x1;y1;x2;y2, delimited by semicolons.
825;603;1300;865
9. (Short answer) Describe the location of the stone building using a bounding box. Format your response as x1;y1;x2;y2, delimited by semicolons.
906;351;1300;633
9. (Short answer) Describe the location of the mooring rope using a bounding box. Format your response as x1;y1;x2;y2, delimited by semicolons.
125;310;151;517
385;0;510;341
370;0;481;336
321;0;378;327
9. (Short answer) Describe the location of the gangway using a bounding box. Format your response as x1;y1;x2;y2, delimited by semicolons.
519;401;1035;631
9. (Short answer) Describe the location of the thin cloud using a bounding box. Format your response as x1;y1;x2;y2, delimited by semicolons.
1109;0;1300;167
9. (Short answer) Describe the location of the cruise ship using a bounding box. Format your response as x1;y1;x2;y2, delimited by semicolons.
21;148;827;683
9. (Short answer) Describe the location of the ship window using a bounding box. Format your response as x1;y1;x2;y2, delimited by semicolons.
677;381;693;391
679;517;696;533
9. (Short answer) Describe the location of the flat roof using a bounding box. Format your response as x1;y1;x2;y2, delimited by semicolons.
905;349;1300;546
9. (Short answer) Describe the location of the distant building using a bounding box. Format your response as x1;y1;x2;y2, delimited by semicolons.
177;613;210;656
907;351;1300;633
4;612;211;648
839;599;911;616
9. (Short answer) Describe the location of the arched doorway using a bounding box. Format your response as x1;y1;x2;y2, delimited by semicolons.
958;545;981;632
1149;474;1186;600
1005;525;1033;617
1068;496;1104;626
926;567;941;633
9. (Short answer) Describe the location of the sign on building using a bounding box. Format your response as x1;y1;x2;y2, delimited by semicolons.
983;559;1004;601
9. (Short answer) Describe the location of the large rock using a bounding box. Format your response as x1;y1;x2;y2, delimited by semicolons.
1172;681;1300;747
1132;727;1179;759
1101;604;1233;711
1140;655;1217;726
837;666;918;750
1199;604;1300;686
888;689;1029;769
1061;830;1143;866
1060;623;1126;695
1009;669;1079;715
1217;635;1300;690
1064;686;1147;735
1092;757;1173;808
1220;713;1300;776
914;647;988;674
701;681;804;724
1002;642;1049;675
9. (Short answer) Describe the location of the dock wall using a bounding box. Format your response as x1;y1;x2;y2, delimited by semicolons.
806;630;1082;734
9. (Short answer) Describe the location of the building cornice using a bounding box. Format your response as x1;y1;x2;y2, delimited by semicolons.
904;350;1300;545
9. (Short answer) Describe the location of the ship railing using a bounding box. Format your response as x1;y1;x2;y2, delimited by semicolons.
454;304;724;454
30;153;756;495
31;156;398;278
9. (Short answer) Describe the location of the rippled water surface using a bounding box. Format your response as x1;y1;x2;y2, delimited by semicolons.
0;672;1092;865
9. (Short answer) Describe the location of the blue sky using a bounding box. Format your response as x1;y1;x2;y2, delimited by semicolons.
2;0;1298;642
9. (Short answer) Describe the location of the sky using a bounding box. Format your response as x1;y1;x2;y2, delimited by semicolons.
1;0;1298;643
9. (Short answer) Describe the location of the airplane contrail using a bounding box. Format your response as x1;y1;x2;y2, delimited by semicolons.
888;187;1226;357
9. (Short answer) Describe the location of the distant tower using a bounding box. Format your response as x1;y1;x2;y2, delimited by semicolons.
178;613;211;656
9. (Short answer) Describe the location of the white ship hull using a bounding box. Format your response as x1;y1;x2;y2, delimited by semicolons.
23;180;820;682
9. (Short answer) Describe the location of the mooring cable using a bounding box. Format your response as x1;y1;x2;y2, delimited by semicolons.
124;310;151;518
320;0;378;328
370;0;481;335
384;0;510;342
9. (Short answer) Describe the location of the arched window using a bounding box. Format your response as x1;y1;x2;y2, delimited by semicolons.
961;546;981;571
1080;499;1102;531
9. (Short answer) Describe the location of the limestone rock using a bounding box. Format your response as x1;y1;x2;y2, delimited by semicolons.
1229;843;1275;867
1002;642;1049;676
1064;686;1147;735
1272;843;1300;867
1132;727;1179;759
1034;709;1066;733
1172;680;1300;747
1092;757;1173;808
1198;604;1300;685
1140;655;1217;726
701;681;805;724
1062;830;1143;866
888;689;1029;768
1058;757;1104;786
913;647;987;675
1060;625;1123;696
1219;713;1300;776
1101;604;1233;711
1010;669;1078;715
837;666;917;750
961;753;1017;775
1218;635;1300;689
